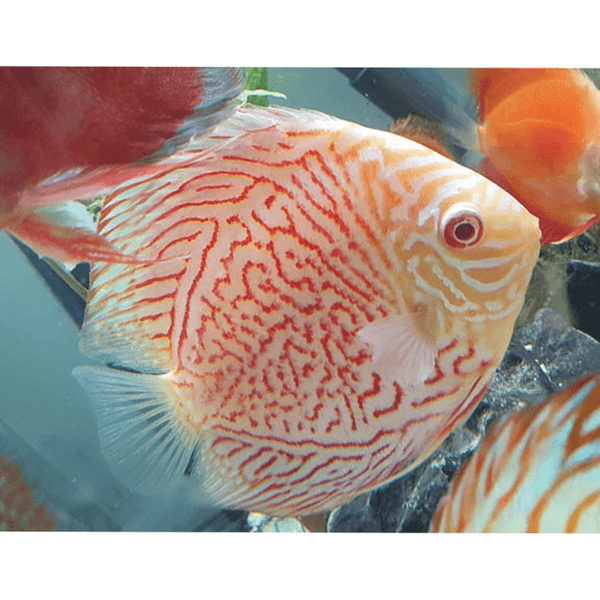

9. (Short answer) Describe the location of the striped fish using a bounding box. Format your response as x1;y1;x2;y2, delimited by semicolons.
73;106;540;517
430;372;600;532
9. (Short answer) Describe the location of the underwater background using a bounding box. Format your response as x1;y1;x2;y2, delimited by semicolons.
3;67;600;532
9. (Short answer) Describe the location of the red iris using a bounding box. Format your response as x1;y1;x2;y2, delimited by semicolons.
443;211;483;248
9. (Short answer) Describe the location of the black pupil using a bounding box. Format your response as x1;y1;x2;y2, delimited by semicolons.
455;220;476;241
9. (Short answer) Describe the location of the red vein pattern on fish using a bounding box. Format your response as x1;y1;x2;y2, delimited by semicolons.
73;106;540;517
430;372;600;532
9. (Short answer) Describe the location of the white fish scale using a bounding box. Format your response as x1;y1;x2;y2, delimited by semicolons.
171;168;399;438
79;107;540;517
202;432;403;512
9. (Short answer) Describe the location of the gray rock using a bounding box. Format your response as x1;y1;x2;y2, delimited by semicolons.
247;512;308;533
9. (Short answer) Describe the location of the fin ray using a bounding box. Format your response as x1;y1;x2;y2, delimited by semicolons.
357;314;437;386
73;366;204;498
6;202;143;269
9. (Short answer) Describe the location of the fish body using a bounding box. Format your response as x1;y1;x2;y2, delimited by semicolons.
74;106;540;517
0;67;245;265
392;68;600;245
430;372;600;533
474;68;600;245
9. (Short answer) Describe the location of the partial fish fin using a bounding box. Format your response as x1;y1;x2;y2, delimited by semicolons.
394;69;481;156
73;366;206;500
391;114;454;159
148;67;246;160
17;163;173;213
544;214;600;245
164;104;344;162
6;202;145;269
357;314;437;386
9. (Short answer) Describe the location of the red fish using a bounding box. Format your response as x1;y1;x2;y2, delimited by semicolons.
73;106;540;518
430;372;600;532
0;67;245;265
393;68;600;245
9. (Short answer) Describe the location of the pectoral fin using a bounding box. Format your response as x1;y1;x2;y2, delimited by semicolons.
357;314;437;387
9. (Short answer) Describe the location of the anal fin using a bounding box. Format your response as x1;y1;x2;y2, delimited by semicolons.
73;366;207;502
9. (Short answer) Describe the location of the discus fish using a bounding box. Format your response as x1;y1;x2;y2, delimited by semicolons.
430;372;600;533
474;68;600;245
0;67;245;265
73;105;540;518
393;68;600;245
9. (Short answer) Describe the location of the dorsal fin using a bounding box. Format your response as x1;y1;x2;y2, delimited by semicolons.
162;104;344;163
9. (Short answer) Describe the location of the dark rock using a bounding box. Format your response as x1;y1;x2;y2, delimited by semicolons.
194;509;248;532
327;493;380;533
567;260;600;343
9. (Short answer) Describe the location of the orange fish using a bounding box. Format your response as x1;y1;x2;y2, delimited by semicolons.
0;67;245;266
73;106;540;518
393;68;600;245
430;372;600;532
474;68;600;245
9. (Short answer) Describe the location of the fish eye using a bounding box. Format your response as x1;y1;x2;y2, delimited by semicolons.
441;204;484;249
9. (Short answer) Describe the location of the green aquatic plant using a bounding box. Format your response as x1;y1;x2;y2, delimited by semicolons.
242;67;287;107
86;196;105;221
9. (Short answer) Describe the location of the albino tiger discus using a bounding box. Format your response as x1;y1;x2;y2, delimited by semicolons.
430;372;600;533
73;106;540;517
